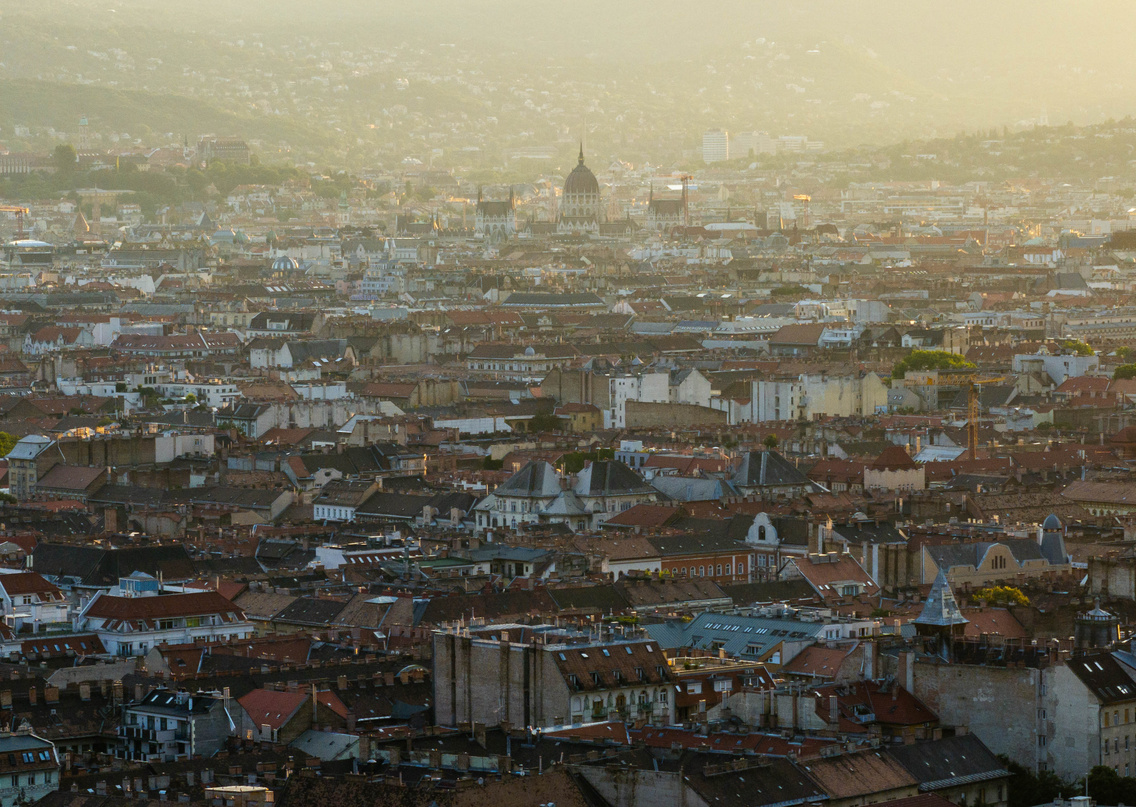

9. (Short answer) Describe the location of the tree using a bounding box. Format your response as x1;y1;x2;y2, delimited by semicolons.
0;432;16;458
892;350;976;379
1118;346;1133;361
1061;339;1095;356
973;585;1030;607
1115;363;1136;380
1000;756;1077;807
762;434;779;450
1087;765;1136;806
52;144;78;174
527;412;562;433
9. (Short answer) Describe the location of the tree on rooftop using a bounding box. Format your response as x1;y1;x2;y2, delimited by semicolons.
891;350;976;379
973;585;1029;607
1061;339;1095;356
762;434;779;450
0;432;16;458
1114;363;1136;380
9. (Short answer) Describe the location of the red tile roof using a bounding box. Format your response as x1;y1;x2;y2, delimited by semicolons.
0;571;64;599
238;688;308;730
84;591;244;623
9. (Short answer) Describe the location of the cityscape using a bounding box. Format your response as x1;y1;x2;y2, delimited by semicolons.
5;3;1136;807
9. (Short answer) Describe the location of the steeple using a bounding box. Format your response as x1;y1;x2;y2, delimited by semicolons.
578;142;585;166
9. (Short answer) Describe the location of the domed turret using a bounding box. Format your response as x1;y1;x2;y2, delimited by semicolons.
272;256;299;273
1075;599;1120;651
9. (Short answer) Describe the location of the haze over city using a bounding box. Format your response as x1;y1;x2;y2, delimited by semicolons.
3;5;1136;807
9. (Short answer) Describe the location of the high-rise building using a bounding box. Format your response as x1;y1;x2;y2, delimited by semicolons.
733;131;777;157
702;129;730;163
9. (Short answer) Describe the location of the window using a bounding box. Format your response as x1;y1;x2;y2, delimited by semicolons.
686;682;702;695
714;679;733;693
699;566;705;577
716;564;722;576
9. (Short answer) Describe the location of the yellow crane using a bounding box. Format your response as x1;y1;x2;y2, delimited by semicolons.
901;372;1007;460
793;194;811;228
0;205;30;239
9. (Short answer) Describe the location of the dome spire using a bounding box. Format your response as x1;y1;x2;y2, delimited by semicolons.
578;142;585;165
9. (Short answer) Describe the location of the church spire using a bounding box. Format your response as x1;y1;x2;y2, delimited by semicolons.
578;142;585;165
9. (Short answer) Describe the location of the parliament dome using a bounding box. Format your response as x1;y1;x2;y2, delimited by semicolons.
558;144;605;234
564;146;599;196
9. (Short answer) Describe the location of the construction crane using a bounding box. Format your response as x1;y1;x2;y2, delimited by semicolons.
901;372;1007;460
0;205;29;240
680;175;693;227
793;194;811;228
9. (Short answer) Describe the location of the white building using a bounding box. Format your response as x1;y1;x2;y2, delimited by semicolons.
156;381;241;409
1012;351;1099;385
0;571;69;634
702;129;730;163
75;582;253;656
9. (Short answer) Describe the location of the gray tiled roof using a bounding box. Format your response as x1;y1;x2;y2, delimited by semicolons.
574;460;654;497
645;611;824;660
496;461;562;498
732;450;816;490
913;570;968;628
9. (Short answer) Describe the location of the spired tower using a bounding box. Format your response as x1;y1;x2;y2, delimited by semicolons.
913;570;969;658
558;144;605;234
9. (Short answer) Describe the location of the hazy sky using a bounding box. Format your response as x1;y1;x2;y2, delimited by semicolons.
5;0;1136;158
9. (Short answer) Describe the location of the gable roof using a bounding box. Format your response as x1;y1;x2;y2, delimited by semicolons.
82;591;244;625
871;445;919;471
496;461;562;498
886;734;1008;791
1067;652;1136;704
733;450;816;490
238;688;308;731
573;460;653;497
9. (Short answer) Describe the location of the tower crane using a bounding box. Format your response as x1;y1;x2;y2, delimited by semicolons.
0;206;30;240
793;194;812;228
902;372;1007;460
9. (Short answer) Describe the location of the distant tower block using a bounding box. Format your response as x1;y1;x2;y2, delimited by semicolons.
78;115;90;150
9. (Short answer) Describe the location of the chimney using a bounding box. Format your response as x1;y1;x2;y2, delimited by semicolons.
828;695;838;724
902;651;915;693
27;687;35;706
